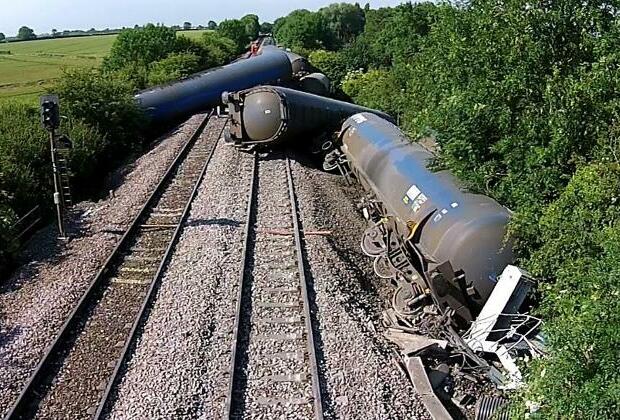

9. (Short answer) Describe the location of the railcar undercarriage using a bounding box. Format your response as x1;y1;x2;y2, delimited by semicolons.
328;144;545;419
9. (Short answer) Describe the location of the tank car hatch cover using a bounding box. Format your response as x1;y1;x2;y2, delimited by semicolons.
351;114;368;124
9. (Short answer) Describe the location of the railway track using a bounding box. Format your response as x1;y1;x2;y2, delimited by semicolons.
226;153;324;419
5;112;227;420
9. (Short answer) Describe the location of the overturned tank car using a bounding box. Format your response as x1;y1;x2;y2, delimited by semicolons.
134;48;293;124
333;112;516;325
223;86;394;148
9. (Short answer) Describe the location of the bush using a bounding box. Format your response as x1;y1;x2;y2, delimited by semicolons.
274;9;335;51
524;163;620;418
0;100;107;210
217;19;249;53
0;199;17;272
54;68;146;161
199;31;237;67
148;53;202;86
342;69;405;118
308;49;348;88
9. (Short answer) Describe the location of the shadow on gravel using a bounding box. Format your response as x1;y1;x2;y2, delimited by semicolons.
187;218;242;228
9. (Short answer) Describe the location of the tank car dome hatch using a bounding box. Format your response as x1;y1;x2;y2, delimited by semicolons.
242;89;285;142
339;112;515;322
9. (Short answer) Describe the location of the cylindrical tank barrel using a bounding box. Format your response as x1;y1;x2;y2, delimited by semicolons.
134;49;293;123
258;45;312;74
299;73;331;96
340;112;514;308
225;86;394;146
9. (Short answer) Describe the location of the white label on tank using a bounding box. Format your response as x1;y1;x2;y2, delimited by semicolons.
406;185;422;201
352;114;367;124
412;193;428;213
433;213;443;223
441;208;448;215
264;109;272;114
451;202;459;208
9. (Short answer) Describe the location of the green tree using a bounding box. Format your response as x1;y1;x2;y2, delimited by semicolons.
274;9;334;51
199;31;237;66
148;53;201;85
103;24;180;71
16;26;35;40
217;19;249;53
183;21;192;31
54;68;146;160
260;22;273;34
241;14;260;41
318;2;365;46
308;49;348;87
524;163;620;418
0;33;5;42
207;20;217;30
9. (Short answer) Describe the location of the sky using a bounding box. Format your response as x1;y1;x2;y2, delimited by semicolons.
0;0;408;37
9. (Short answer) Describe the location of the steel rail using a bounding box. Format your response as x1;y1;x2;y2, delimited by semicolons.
94;115;227;418
224;154;324;419
5;111;214;420
225;151;258;418
285;156;324;420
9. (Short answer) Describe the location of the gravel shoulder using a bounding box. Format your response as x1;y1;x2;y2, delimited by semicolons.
0;115;205;417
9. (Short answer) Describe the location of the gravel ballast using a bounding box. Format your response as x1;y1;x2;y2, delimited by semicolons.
0;115;206;417
109;150;429;419
107;135;254;419
2;121;431;419
290;155;431;420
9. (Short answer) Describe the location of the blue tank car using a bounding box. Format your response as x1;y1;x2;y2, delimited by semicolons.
134;48;293;123
339;112;514;323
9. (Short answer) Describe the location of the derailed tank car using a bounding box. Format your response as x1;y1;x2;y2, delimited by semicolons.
134;48;293;124
337;113;514;324
224;86;394;147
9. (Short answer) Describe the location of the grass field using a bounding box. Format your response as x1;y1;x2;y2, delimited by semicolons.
0;30;209;103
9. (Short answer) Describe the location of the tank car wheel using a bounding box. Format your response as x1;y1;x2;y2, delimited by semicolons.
392;286;422;317
374;255;394;279
361;227;386;257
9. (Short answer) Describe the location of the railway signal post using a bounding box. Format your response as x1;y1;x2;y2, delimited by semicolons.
40;94;71;239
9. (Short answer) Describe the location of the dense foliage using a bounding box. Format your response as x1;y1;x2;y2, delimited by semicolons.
302;1;620;416
274;10;335;53
103;24;180;72
0;23;242;270
102;24;238;89
217;19;251;53
147;52;202;86
0;101;106;269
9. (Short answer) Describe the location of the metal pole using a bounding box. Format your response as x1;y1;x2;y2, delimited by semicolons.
49;129;66;238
